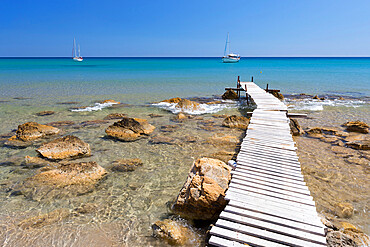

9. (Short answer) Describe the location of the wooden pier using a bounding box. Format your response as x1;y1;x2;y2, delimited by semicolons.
209;81;327;246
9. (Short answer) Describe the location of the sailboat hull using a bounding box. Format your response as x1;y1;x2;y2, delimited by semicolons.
73;57;83;62
222;57;240;63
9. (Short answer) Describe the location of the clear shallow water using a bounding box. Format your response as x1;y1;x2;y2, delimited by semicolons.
0;58;369;246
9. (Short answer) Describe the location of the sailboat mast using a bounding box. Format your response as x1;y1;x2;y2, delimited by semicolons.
73;38;77;57
78;45;81;57
228;33;230;54
224;33;229;56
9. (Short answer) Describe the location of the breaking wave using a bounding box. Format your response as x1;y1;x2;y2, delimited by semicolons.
70;102;119;112
286;98;366;111
152;101;232;115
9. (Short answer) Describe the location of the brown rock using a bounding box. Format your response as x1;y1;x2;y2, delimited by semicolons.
208;133;239;147
103;113;127;120
160;125;179;132
105;117;155;141
79;120;110;127
148;113;163;118
36;111;55;116
320;136;339;144
172;158;232;220
16;122;60;141
320;97;325;100
313;95;319;99
24;156;59;168
99;99;120;104
270;91;284;100
346;140;370;150
176;99;200;112
110;158;143;172
222;115;249;130
4;135;32;148
222;89;238;100
209;150;235;163
172;113;188;121
47;121;75;127
152;219;199;246
321;127;339;135
336;202;354;218
19;208;70;229
289;118;304;136
306;127;323;138
346;156;369;166
206;100;222;105
74;203;98;214
162;97;182;104
331;146;357;157
149;135;177;145
326;223;370;247
343;121;369;134
344;134;366;143
36;135;91;160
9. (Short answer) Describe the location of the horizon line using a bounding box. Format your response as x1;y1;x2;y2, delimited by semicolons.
1;56;370;58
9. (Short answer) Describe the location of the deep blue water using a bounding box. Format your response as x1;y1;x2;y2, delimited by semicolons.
0;57;369;103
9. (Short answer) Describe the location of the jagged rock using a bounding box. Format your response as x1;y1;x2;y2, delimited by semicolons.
306;127;323;138
105;117;155;141
110;158;143;172
36;111;55;116
343;121;369;134
289;118;304;136
326;222;370;247
99;99;120;104
335;202;354;218
16;161;106;200
222;89;238;100
270;91;284;100
162;97;182;104
19;208;70;229
152;219;199;246
222;115;249;130
103;113;127;120
36;135;91;160
313;95;319;99
346;140;370;150
172;158;232;220
15;122;60;141
321;127;339;135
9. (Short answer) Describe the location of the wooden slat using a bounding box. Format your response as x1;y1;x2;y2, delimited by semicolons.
208;235;246;247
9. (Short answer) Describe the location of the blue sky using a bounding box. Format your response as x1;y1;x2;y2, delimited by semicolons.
1;0;369;57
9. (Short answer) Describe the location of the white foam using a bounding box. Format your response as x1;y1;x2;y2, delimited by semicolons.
286;98;366;111
152;101;231;115
70;102;119;112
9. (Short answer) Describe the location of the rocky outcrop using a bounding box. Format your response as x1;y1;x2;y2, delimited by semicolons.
19;208;70;229
162;97;182;104
222;89;238;100
326;221;370;247
152;219;200;246
17;161;106;200
110;158;143;172
222;115;249;130
172;158;232;221
36;135;91;160
289;118;304;136
270;91;284;100
15;122;60;141
105;117;155;141
343;121;369;134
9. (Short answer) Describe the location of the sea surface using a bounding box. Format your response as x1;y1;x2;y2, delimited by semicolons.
0;57;369;246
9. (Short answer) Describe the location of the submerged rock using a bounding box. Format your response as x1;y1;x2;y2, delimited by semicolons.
346;140;370;150
171;113;188;121
99;99;121;104
343;121;369;134
36;111;55;116
222;115;249;130
222;89;238;100
24;156;59;168
335;202;354;218
47;121;76;127
105;117;155;141
176;99;200;112
110;158;143;172
149;135;178;145
152;219;200;246
289;118;304;136
103;113;127;120
208;133;239;147
306;127;323;138
36;135;91;160
19;208;70;229
15;122;60;141
172;157;232;221
4;136;32;148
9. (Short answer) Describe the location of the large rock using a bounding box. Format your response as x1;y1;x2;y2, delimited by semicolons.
152;219;200;246
289;118;304;136
172;158;232;221
222;115;249;130
222;89;238;100
176;99;200;112
326;222;370;247
36;135;91;160
343;121;369;134
16;161;106;200
15;122;60;141
105;117;155;141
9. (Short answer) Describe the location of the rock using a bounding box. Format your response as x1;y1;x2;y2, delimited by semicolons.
103;113;127;120
17;161;106;200
152;219;199;246
15;122;60;141
172;158;232;220
336;202;354;218
343;121;369;134
222;115;249;130
320;97;325;100
110;158;143;172
338;96;345;100
47;121;76;127
321;127;339;135
222;89;238;100
209;150;235;163
313;95;319;99
162;97;182;104
105;117;155;141
36;111;55;116
212;114;228;118
24;156;59;168
79;120;110;127
326;223;370;247
4;136;32;148
346;156;369;166
19;208;70;229
171;113;188;122
57;101;80;105
331;146;357;157
206;100;222;105
306;127;323;138
74;203;98;214
208;133;239;147
270;91;284;100
36;135;91;160
176;99;200;112
289;118;304;136
344;134;366;143
320;136;339;144
149;135;177;145
180;135;199;143
99;99;120;104
148;113;163;118
346;140;370;150
160;125;179;132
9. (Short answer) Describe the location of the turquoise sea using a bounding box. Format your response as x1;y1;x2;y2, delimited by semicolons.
0;57;369;246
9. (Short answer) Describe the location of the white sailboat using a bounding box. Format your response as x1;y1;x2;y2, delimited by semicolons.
72;38;83;62
222;33;240;63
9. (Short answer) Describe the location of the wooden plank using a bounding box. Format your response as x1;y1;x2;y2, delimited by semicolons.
235;163;304;181
240;143;298;155
216;218;325;247
208;235;246;247
236;156;302;172
236;159;303;176
241;140;297;151
237;152;301;167
210;226;287;247
218;213;327;245
242;138;296;148
240;148;299;162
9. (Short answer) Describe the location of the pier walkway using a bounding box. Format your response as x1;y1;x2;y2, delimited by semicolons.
209;82;327;246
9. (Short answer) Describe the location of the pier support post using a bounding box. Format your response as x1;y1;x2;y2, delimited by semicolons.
237;76;241;99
